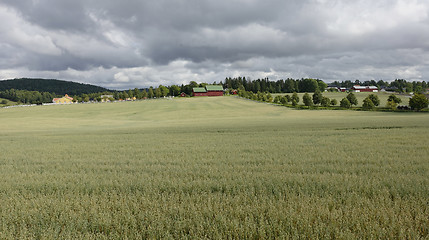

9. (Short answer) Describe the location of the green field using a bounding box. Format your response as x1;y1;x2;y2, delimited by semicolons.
274;91;411;107
1;97;428;239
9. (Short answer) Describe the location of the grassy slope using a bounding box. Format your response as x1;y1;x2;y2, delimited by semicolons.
0;97;428;238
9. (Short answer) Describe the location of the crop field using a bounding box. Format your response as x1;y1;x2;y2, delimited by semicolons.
0;97;428;239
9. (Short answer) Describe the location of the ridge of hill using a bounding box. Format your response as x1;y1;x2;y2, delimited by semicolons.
0;78;110;95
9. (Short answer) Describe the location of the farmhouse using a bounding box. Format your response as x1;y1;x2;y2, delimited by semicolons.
352;85;378;92
53;94;73;104
101;95;113;102
192;85;224;96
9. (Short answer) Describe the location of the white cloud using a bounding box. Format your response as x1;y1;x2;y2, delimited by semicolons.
0;0;428;89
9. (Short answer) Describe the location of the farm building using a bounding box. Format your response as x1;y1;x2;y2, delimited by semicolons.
206;85;224;96
192;85;224;96
193;87;207;96
352;85;378;92
53;94;73;104
101;95;113;102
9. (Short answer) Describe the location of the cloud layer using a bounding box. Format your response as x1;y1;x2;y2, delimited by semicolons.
0;0;428;89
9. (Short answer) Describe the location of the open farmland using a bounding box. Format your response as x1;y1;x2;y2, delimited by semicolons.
0;97;428;239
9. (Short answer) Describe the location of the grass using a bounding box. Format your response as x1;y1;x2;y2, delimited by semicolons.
0;97;428;238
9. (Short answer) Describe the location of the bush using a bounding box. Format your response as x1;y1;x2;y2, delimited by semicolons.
387;94;401;104
346;92;358;106
330;99;338;106
291;92;299;104
303;93;313;106
362;97;375;110
386;100;398;110
321;97;331;107
1;99;7;105
340;98;351;108
312;89;322;105
292;99;298;106
367;94;380;106
409;94;429;111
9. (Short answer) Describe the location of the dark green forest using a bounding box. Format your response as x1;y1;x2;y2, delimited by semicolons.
0;78;109;95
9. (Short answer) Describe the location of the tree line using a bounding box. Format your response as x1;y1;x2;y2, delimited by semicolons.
222;77;328;93
222;77;428;94
0;89;57;104
0;78;108;95
0;82;202;104
238;89;428;111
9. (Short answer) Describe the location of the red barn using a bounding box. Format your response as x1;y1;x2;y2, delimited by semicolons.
192;85;224;96
352;85;378;92
193;87;207;96
205;85;224;96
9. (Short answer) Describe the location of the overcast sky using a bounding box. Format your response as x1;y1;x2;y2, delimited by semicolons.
0;0;428;89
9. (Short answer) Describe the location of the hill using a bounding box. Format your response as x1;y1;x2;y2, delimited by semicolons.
0;78;110;95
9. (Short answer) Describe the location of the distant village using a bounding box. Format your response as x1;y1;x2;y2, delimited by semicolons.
52;85;225;104
51;84;399;104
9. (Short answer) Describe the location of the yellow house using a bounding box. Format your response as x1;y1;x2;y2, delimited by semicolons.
53;94;73;104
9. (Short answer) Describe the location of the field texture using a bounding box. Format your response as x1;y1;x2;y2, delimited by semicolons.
0;97;428;239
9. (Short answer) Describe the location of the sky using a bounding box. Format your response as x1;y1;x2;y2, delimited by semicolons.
0;0;428;90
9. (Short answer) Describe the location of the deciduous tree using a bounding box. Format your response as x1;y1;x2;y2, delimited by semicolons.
409;94;428;111
340;98;351;108
303;93;312;106
362;97;375;110
387;94;401;104
367;94;380;106
346;92;358;106
321;96;330;107
312;89;323;105
291;92;299;104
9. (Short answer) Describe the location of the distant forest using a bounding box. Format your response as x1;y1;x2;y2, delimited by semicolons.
0;77;427;105
0;78;109;95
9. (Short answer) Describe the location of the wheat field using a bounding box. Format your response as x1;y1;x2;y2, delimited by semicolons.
0;97;428;239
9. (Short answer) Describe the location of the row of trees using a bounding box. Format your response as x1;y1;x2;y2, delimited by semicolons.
327;79;428;93
0;84;192;104
223;77;428;94
0;89;57;104
222;77;328;93
238;89;428;111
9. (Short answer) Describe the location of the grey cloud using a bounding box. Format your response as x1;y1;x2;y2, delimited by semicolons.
0;0;428;89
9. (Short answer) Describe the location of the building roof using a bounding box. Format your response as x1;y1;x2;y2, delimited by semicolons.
193;87;207;93
205;85;224;91
53;94;73;101
352;85;378;90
